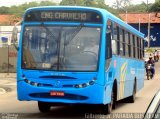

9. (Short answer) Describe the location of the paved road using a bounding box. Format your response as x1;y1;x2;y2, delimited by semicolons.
0;62;160;119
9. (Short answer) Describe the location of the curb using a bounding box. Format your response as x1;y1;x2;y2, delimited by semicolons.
0;73;16;78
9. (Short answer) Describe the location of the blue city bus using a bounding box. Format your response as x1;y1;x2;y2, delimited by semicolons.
16;6;145;114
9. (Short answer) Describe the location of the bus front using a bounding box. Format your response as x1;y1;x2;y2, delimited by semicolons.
17;7;107;112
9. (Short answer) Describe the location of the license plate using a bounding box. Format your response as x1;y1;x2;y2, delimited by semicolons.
50;91;64;96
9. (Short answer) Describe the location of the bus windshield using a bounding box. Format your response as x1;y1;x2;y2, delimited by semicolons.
22;25;101;71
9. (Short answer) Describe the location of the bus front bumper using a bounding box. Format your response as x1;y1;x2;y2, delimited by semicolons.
17;81;106;104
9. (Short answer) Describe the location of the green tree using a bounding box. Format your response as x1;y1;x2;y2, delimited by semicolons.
60;0;106;7
149;0;160;12
0;6;9;14
8;2;37;17
39;1;57;6
7;1;57;17
126;2;149;13
83;0;94;6
8;6;19;16
60;0;118;16
60;0;84;6
0;0;118;18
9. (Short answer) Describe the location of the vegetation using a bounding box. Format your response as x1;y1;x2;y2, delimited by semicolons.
149;0;160;12
119;3;150;13
0;1;57;17
0;0;160;22
0;6;10;14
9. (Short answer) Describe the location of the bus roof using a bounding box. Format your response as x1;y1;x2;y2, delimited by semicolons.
24;6;144;39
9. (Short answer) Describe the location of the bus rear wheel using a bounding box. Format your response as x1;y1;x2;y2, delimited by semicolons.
38;101;51;112
128;83;136;103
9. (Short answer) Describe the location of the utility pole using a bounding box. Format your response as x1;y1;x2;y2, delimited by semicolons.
139;14;141;32
125;10;128;23
147;0;151;48
148;13;151;48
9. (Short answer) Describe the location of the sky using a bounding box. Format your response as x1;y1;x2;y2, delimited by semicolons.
106;0;155;6
0;0;155;7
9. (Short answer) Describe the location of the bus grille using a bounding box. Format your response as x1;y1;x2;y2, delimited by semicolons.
29;93;88;100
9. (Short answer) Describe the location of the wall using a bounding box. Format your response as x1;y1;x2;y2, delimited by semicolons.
130;23;160;48
0;26;20;73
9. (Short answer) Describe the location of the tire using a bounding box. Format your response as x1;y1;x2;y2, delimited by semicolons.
38;101;51;113
102;89;115;114
149;71;153;80
147;75;150;80
128;82;136;103
147;71;152;80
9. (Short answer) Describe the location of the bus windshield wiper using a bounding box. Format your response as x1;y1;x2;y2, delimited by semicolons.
40;22;57;40
65;24;83;46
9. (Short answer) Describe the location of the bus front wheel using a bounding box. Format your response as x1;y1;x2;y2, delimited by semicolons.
102;90;115;114
38;101;51;112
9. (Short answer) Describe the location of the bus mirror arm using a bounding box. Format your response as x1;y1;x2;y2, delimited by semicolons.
13;43;19;51
11;26;19;51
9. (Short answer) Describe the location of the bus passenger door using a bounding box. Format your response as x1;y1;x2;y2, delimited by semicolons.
104;20;113;103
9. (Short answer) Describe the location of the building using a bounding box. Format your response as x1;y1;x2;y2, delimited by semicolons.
0;14;21;46
0;26;21;46
0;15;20;25
119;13;160;48
0;16;21;73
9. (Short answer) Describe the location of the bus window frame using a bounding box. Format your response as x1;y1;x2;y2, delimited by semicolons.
112;22;120;55
128;32;131;57
106;20;112;59
132;35;136;58
21;23;103;72
108;22;144;61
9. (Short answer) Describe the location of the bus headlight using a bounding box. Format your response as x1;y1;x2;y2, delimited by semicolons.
82;83;87;87
74;77;97;88
75;84;80;88
30;82;34;86
30;82;39;86
24;79;31;84
24;79;40;87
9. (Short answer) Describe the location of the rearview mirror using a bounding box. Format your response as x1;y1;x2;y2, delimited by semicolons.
11;26;18;50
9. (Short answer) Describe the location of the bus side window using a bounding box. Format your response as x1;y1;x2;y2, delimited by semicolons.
119;28;124;56
106;32;112;59
132;35;135;58
112;23;118;55
106;20;112;59
105;20;112;70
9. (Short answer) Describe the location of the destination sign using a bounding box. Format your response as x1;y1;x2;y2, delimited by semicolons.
41;12;87;20
24;10;102;23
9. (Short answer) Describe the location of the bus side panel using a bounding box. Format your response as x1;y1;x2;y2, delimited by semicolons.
135;60;145;92
110;55;144;101
104;60;115;105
